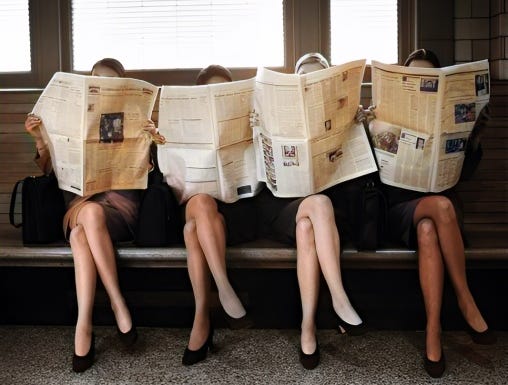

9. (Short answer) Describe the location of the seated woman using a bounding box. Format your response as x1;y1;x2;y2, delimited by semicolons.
182;64;256;366
379;49;495;378
255;53;364;370
25;58;156;373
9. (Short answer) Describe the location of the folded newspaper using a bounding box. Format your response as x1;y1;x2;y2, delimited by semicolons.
252;59;378;197
369;59;490;192
32;72;158;196
157;78;263;204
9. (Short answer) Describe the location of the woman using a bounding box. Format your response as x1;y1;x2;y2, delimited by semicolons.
25;58;156;373
181;64;255;366
255;53;364;370
381;49;495;378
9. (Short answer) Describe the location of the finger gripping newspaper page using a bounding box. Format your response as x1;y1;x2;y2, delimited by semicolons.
32;72;158;196
253;59;378;197
369;60;490;192
157;78;262;204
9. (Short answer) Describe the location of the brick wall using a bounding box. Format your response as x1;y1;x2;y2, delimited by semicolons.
455;0;508;79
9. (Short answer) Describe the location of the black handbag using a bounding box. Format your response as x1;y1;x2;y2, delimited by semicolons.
9;173;66;244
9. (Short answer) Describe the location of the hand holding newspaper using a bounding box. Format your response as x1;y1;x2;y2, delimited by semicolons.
32;72;158;196
157;78;262;204
252;59;378;197
369;59;490;192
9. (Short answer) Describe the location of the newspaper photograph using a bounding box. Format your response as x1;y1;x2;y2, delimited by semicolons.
369;60;490;192
32;72;158;196
157;78;262;203
252;59;376;197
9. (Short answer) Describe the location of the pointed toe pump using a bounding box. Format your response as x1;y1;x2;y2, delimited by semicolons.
182;326;214;366
72;333;96;373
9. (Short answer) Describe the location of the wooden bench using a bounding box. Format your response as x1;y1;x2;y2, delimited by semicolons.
1;83;508;271
1;83;507;331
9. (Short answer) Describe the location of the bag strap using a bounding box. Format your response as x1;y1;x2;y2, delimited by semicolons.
9;179;24;228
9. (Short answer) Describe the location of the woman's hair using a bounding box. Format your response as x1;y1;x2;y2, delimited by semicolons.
195;64;233;85
295;52;330;73
403;49;441;68
91;58;126;77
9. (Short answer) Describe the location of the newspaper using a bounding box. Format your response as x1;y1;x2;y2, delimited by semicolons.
369;60;490;192
252;60;378;197
32;72;158;196
157;78;262;204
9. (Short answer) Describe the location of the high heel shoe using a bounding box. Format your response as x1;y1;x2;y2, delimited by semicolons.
466;324;497;345
336;315;367;336
423;349;445;378
224;312;254;330
182;326;214;366
299;341;320;370
72;332;95;373
117;324;138;347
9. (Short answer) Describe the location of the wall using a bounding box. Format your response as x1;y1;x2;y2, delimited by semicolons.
455;0;508;79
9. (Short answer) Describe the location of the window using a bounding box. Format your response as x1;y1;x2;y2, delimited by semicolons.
0;0;31;72
330;0;398;65
71;0;284;71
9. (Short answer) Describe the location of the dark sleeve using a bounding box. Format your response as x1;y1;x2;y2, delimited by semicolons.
460;104;489;181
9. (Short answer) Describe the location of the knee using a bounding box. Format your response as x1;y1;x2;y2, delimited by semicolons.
78;202;106;226
186;194;218;218
301;194;334;218
433;196;457;224
69;224;87;246
296;217;313;239
183;219;197;242
416;218;438;246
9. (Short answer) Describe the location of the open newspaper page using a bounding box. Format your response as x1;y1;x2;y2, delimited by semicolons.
253;59;374;197
370;60;490;192
157;78;262;204
32;72;157;196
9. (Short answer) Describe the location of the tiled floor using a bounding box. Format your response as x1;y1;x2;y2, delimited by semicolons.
0;326;506;385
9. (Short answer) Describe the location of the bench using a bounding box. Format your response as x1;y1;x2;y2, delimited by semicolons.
1;83;508;270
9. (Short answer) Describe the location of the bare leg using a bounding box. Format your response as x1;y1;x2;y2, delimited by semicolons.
75;203;132;333
69;224;97;356
414;196;487;332
185;194;245;318
184;219;212;350
297;195;361;325
296;217;319;354
416;219;444;362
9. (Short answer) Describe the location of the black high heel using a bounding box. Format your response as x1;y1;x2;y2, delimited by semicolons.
423;349;445;378
182;326;214;366
299;341;320;370
466;324;497;345
224;312;254;330
336;315;367;336
117;324;138;347
72;332;95;373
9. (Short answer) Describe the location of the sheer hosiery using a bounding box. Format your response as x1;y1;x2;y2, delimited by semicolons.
414;196;488;333
185;194;246;319
297;195;362;326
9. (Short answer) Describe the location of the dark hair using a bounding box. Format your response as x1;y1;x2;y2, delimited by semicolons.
91;58;126;77
195;65;233;85
403;49;441;68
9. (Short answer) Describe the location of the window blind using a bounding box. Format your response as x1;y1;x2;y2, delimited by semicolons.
72;0;284;71
330;0;398;65
0;0;30;72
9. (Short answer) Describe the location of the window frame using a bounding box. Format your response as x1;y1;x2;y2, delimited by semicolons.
0;0;415;88
320;0;417;82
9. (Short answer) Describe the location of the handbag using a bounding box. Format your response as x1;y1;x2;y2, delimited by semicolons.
9;173;66;244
